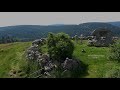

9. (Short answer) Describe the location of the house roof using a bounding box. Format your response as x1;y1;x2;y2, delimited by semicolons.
91;28;111;36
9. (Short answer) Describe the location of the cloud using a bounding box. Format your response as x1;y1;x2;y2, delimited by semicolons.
0;12;120;26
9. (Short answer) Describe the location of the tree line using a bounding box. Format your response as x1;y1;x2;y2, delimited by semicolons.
0;36;19;44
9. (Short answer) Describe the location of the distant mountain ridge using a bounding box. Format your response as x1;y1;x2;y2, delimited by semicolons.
0;22;120;41
108;21;120;27
48;24;65;26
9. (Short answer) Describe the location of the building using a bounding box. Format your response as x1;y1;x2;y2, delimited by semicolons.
88;28;113;47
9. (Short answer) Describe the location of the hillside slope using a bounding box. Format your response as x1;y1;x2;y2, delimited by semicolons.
0;22;120;41
0;42;31;78
108;21;120;27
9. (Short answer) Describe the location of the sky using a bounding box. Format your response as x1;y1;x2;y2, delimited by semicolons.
0;12;120;26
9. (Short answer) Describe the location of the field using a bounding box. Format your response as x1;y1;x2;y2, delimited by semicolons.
0;42;31;78
73;41;120;78
0;40;120;78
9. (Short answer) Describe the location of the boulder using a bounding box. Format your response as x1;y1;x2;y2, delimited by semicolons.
62;58;81;71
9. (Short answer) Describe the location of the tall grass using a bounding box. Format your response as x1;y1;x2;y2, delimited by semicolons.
0;42;31;78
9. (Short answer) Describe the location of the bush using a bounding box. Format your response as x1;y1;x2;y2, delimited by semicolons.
109;41;120;61
104;66;120;78
47;32;74;62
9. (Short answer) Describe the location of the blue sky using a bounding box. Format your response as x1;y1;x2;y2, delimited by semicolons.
0;12;120;26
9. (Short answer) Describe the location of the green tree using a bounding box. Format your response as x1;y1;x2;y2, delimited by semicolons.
47;32;74;63
0;36;19;44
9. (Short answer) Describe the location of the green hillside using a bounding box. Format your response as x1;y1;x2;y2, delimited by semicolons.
0;41;120;78
0;42;31;78
0;22;120;41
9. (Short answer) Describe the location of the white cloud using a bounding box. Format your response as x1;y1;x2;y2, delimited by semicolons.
0;12;120;26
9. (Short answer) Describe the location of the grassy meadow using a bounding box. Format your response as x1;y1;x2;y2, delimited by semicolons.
0;42;31;78
0;40;120;78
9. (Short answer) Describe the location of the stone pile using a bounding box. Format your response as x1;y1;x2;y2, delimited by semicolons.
27;44;41;60
26;38;57;76
26;38;82;77
27;38;46;61
32;38;46;46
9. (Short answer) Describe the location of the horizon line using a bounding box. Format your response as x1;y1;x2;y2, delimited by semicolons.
0;21;119;27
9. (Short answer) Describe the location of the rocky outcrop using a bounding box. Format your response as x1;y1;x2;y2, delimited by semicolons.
62;57;81;71
26;38;82;78
26;38;46;61
37;54;50;68
26;44;41;60
32;38;46;46
26;38;56;74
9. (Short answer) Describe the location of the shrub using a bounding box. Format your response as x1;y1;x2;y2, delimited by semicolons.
47;32;74;62
109;41;120;61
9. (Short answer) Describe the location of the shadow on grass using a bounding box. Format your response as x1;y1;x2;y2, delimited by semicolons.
71;57;89;78
79;60;89;78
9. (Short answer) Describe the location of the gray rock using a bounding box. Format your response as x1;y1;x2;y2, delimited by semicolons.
26;43;40;60
62;58;81;71
32;39;42;45
32;38;46;46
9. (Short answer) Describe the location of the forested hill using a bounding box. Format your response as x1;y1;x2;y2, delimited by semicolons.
108;21;120;27
0;22;120;41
